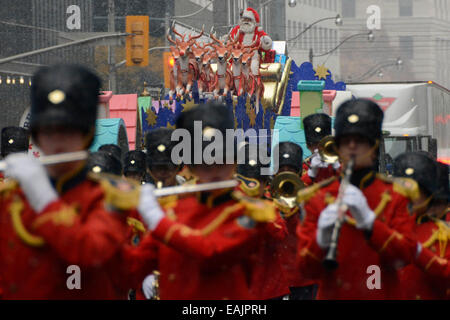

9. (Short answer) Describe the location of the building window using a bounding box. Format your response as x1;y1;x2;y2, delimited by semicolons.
399;0;413;16
318;0;322;8
342;0;356;18
399;36;414;59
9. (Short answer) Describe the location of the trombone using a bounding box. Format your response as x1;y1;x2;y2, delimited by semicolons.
271;171;305;208
0;150;239;196
304;136;339;166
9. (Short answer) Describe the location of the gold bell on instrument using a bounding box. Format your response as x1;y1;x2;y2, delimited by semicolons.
318;135;339;164
271;171;305;208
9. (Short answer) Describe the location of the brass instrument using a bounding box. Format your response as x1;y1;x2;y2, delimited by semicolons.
271;171;305;208
322;157;354;270
304;135;339;166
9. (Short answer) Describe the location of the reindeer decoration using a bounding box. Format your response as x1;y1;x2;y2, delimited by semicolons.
229;38;258;98
191;41;214;99
165;26;266;111
200;49;216;94
166;25;204;101
209;33;233;101
167;46;181;103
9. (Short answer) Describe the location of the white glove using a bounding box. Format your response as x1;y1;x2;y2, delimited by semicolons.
138;184;165;231
332;161;341;170
316;203;339;249
308;150;328;178
342;184;376;231
260;35;272;50
4;153;58;213
142;274;157;300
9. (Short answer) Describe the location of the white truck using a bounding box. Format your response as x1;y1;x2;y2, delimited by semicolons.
345;81;450;172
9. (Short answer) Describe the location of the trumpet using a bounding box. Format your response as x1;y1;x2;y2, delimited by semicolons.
322;157;354;270
0;150;239;196
304;136;339;166
271;171;305;208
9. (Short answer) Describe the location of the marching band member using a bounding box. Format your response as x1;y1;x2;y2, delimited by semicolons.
145;128;185;187
302;113;340;186
296;99;419;299
393;153;450;299
123;150;147;184
0;127;30;183
270;141;319;300
98;144;123;174
0;65;135;299
137;128;185;300
86;150;123;176
235;143;271;199
235;143;290;300
126;102;278;300
1;127;30;159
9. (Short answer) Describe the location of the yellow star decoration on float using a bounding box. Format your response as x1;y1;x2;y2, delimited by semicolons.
314;64;330;80
166;122;176;130
181;99;197;112
145;107;157;127
246;98;256;127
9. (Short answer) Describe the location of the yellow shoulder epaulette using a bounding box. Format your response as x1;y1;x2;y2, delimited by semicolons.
296;176;337;204
88;172;141;211
376;173;419;201
231;191;276;222
0;179;19;195
422;218;450;258
375;173;394;184
235;174;261;198
392;177;420;201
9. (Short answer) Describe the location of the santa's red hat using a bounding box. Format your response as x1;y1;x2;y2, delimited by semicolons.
242;7;260;24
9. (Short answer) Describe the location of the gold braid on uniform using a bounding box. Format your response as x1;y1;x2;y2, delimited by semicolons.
422;218;450;258
88;172;141;211
9;197;45;247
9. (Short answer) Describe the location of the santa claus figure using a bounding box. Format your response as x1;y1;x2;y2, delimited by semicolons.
229;7;273;76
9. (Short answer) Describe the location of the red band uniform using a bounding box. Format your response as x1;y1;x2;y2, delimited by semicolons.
296;99;418;299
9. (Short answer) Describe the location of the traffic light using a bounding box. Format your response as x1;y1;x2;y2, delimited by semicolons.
126;16;149;67
163;51;175;89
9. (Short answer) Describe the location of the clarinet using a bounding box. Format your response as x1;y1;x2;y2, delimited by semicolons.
322;157;355;270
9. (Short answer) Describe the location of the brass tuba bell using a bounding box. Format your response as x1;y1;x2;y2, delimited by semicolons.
318;135;339;164
271;171;305;208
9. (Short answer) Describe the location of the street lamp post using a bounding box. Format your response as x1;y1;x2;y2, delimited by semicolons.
310;31;374;64
287;14;343;43
346;57;403;83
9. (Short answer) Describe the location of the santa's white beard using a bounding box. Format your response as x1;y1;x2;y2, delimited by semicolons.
240;21;255;34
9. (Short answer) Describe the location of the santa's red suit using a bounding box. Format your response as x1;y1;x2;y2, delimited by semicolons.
229;25;272;54
229;7;272;75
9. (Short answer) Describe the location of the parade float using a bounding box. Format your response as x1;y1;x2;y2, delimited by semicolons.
89;24;450;168
133;25;348;162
